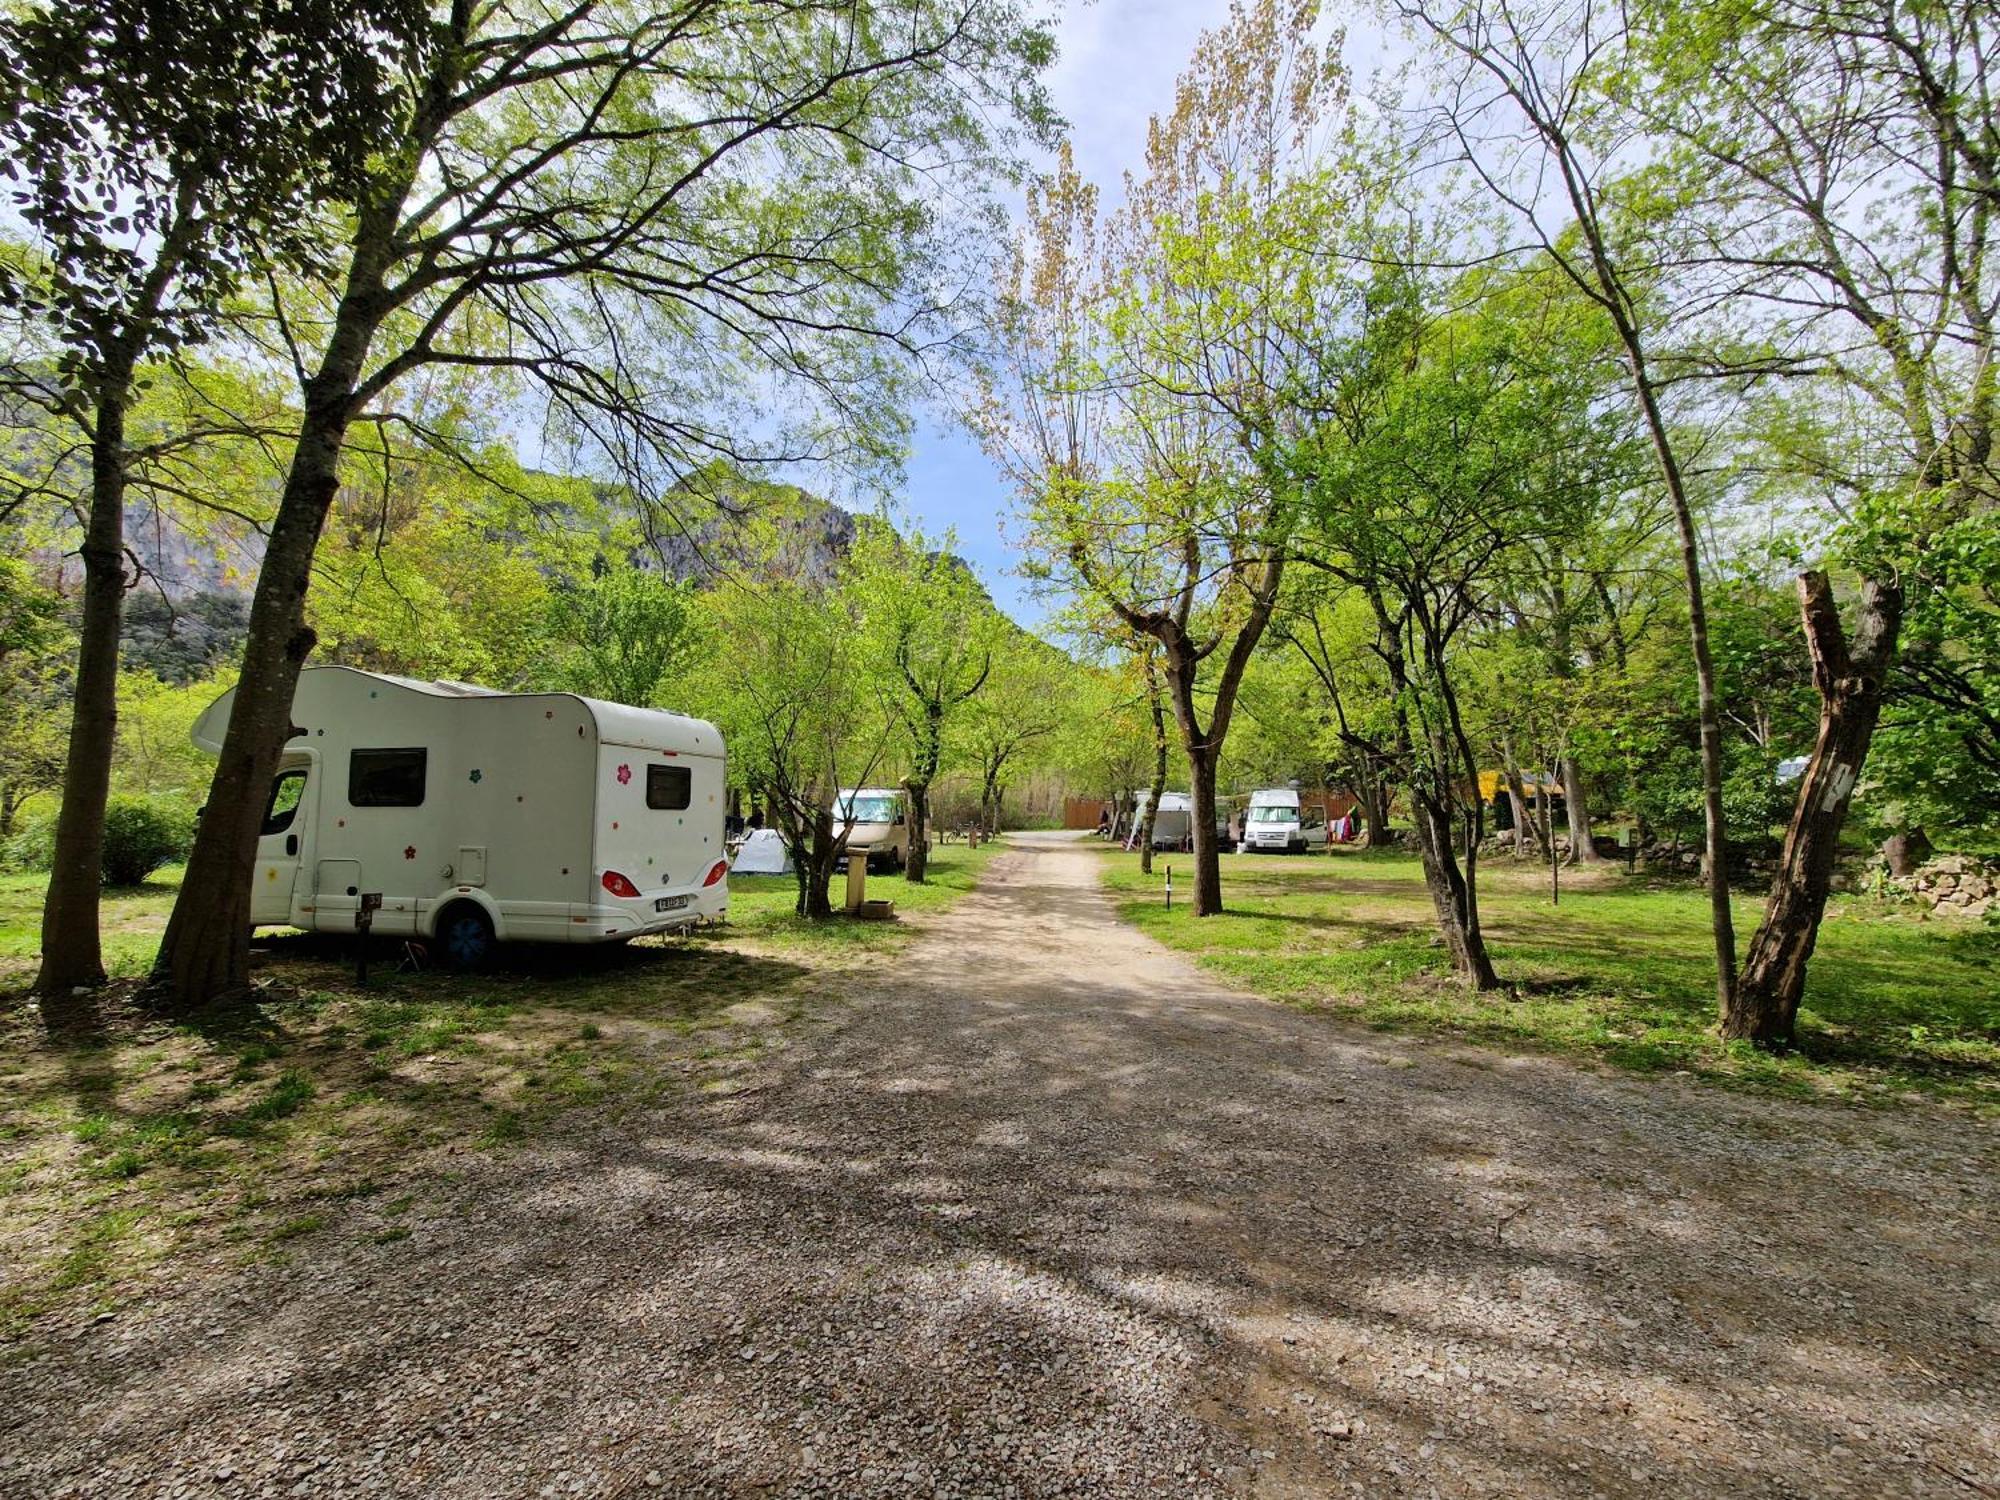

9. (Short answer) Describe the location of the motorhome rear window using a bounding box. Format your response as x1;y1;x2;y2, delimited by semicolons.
349;748;427;807
646;764;691;810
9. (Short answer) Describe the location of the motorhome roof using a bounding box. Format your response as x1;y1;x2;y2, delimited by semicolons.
1249;787;1301;804
191;665;720;757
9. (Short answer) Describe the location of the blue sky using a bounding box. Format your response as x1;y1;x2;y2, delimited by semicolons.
888;0;1224;633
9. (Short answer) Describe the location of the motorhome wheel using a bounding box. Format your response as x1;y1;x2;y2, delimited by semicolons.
436;903;495;971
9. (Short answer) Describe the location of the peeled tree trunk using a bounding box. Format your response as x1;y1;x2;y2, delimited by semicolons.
1729;572;1901;1044
35;374;133;1012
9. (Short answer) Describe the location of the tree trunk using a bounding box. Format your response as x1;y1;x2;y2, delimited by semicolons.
149;347;373;1005
1880;827;1931;878
1362;773;1391;848
1729;572;1901;1044
1186;744;1222;916
1138;651;1168;876
146;200;409;1009
1406;786;1503;989
1561;755;1607;864
793;805;839;918
36;375;134;1010
1501;740;1541;857
904;778;930;884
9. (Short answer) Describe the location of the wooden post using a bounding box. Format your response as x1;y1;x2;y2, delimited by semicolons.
355;892;382;985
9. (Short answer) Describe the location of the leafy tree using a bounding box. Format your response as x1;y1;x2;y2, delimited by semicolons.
1870;512;2000;837
155;0;1059;1007
540;571;708;708
0;555;67;844
990;0;1367;915
957;636;1070;834
849;523;996;881
1627;0;1997;1037
2;0;428;1010
694;532;894;919
1397;0;1744;1009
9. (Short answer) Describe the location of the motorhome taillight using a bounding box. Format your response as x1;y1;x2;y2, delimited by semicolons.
702;860;728;888
601;870;641;898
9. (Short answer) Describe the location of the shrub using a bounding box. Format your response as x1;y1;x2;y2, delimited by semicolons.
99;797;192;885
4;796;192;884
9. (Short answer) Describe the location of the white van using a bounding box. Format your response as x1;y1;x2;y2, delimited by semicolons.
1243;787;1327;854
192;666;729;967
833;787;909;873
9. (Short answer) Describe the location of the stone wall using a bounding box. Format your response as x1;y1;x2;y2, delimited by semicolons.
1889;855;1999;920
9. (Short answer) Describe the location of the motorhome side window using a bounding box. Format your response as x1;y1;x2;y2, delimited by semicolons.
349;748;427;807
646;764;691;810
262;768;307;835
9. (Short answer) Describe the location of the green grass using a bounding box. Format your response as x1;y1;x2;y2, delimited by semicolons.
1100;846;2000;1109
708;838;1002;957
0;868;184;981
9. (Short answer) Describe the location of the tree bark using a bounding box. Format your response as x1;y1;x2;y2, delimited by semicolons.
35;373;135;1009
1185;744;1222;914
1406;784;1503;989
1729;572;1901;1044
1560;754;1607;864
799;805;840;919
1138;651;1167;876
1360;771;1391;849
1501;740;1541;858
1880;827;1931;878
149;278;389;1006
904;777;931;884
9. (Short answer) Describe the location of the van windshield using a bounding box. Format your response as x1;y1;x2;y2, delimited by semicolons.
839;796;897;824
1248;805;1298;823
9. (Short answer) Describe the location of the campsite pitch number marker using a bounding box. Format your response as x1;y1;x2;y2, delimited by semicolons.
1165;864;1172;912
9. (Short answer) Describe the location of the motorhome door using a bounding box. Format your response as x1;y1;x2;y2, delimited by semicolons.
252;755;315;925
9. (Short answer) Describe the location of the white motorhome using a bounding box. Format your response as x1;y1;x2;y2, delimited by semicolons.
192;666;729;967
833;787;909;873
1243;787;1327;854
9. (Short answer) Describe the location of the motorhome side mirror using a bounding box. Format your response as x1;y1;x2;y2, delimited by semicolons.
894;813;906;825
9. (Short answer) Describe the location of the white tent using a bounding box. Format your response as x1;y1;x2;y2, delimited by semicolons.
731;828;793;875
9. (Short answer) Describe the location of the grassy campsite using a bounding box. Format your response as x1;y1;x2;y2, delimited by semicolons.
2;0;1997;1493
1098;845;2000;1108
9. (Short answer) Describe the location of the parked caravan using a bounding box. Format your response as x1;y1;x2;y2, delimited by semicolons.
833;787;909;873
192;666;729;967
1242;787;1327;853
1130;790;1194;849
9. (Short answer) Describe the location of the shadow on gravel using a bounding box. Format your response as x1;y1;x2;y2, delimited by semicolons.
1;847;1993;1500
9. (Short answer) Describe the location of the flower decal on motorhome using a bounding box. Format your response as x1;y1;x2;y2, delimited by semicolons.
616;764;632;785
403;845;417;860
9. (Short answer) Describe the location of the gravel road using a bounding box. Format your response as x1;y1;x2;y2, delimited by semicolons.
4;834;1995;1499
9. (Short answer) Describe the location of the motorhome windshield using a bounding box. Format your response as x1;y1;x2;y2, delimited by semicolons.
1247;805;1298;823
839;795;898;824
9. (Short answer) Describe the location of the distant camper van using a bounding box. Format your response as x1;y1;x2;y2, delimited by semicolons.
833;787;909;873
192;666;729;968
1243;787;1327;853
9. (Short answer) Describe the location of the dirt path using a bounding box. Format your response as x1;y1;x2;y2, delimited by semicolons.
4;836;1996;1499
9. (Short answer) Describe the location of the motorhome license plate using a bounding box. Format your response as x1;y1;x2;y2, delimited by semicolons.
656;894;691;912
